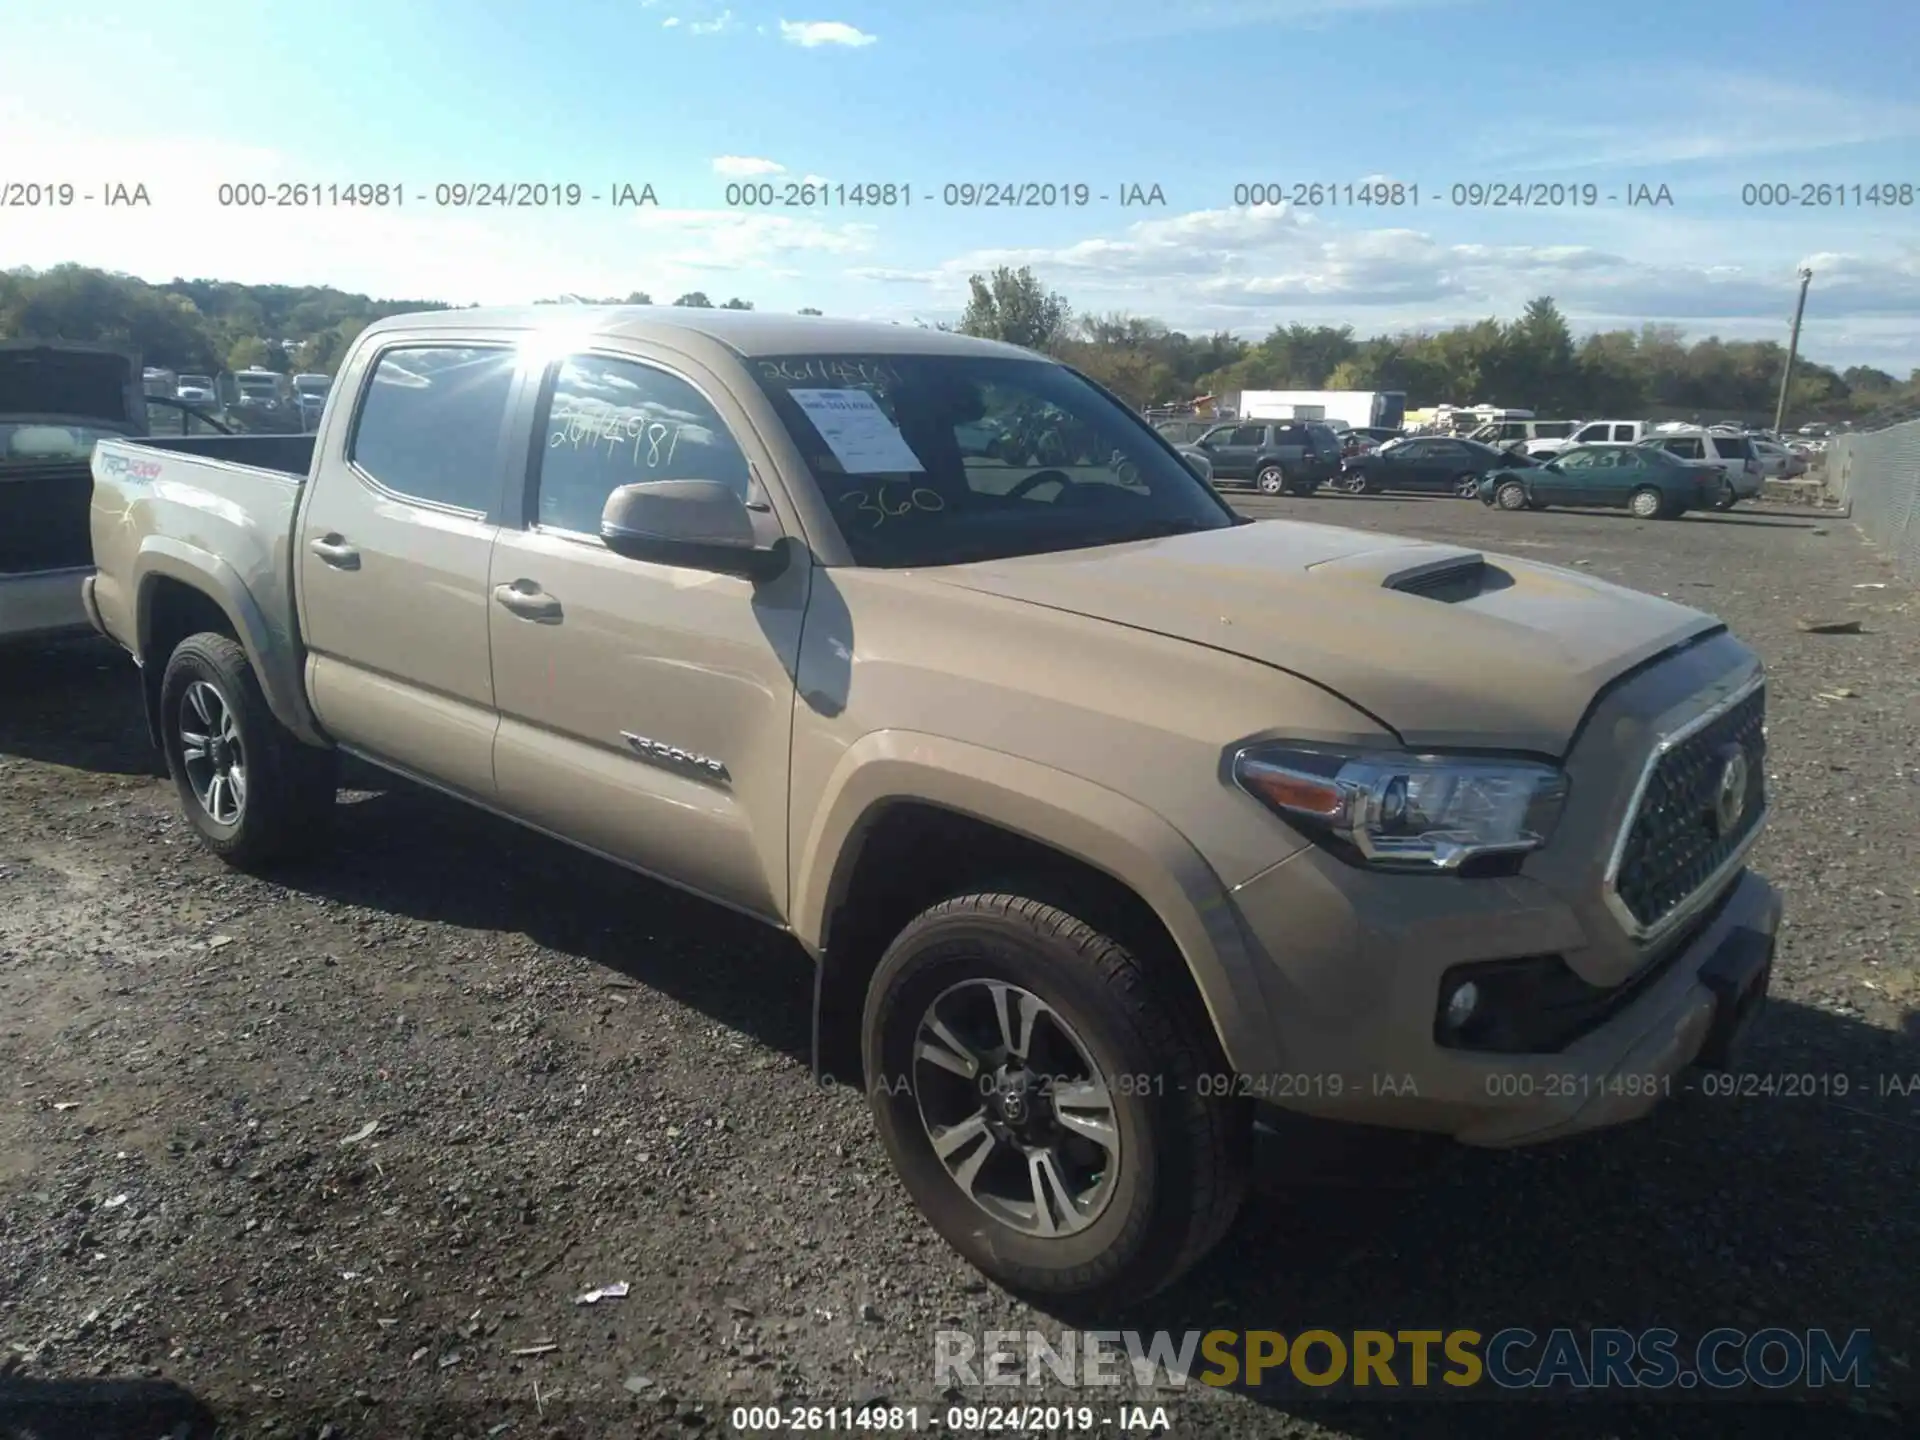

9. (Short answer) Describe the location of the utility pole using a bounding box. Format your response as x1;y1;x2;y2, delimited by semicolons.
1773;267;1813;435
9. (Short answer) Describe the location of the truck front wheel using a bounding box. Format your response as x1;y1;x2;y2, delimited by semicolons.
862;893;1248;1307
159;632;338;871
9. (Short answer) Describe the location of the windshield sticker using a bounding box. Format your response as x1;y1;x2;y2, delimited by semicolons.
789;388;924;474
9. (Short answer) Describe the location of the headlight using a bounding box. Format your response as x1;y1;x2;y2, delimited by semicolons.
1232;744;1568;870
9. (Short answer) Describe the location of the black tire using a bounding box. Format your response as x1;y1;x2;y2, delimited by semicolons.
862;893;1248;1309
159;632;338;871
1255;465;1288;496
1494;480;1528;511
1712;478;1738;511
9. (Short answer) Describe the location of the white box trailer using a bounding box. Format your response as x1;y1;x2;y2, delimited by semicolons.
1233;390;1407;430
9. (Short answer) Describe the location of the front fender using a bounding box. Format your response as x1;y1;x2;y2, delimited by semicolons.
133;536;326;746
791;730;1283;1076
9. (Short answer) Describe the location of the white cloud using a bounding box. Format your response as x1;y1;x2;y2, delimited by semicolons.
712;155;785;176
627;208;878;272
690;8;736;33
862;202;1920;350
662;16;680;26
779;19;878;47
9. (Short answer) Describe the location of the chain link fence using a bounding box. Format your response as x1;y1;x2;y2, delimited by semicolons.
1822;417;1920;576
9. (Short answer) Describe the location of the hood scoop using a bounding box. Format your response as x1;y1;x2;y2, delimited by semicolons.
1305;543;1509;603
1383;554;1511;603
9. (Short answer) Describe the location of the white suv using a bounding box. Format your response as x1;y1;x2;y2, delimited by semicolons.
1637;430;1764;508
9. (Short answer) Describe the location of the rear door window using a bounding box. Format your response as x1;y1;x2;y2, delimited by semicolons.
349;346;519;512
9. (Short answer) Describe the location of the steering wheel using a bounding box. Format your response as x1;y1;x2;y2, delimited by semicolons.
1004;468;1076;500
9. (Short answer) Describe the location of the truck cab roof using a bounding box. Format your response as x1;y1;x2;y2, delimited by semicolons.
356;306;1039;361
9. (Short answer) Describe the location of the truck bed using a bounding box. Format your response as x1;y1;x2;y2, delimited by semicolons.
88;433;317;661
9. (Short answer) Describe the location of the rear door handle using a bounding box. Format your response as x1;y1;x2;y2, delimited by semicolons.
493;581;563;623
309;535;360;570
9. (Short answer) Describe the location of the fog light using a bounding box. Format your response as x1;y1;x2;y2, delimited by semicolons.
1443;981;1480;1030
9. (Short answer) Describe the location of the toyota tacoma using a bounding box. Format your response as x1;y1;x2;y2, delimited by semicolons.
85;308;1780;1305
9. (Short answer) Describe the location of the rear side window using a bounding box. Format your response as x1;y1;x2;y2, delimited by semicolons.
535;353;752;535
350;346;518;512
1611;424;1637;442
1536;422;1574;439
1661;437;1704;459
1713;436;1756;459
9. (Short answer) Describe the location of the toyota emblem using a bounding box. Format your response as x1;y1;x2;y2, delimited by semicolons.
1713;747;1751;835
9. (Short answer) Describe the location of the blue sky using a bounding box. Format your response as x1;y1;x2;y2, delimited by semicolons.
5;0;1919;369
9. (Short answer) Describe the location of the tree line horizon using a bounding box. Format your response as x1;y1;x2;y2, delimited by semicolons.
3;262;1910;427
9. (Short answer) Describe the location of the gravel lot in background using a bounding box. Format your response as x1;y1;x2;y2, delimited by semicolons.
1;494;1915;1438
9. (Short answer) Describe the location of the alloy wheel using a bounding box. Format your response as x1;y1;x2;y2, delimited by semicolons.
911;978;1120;1238
179;680;247;825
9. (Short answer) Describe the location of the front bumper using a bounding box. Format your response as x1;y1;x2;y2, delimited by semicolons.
1228;848;1781;1146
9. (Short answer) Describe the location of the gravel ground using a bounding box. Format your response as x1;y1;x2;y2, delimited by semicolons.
2;494;1916;1439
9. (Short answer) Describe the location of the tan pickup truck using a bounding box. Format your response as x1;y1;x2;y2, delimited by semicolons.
86;308;1781;1305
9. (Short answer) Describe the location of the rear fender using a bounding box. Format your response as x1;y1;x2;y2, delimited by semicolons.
133;537;327;746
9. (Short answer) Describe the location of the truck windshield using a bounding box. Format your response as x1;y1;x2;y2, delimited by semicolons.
750;353;1237;567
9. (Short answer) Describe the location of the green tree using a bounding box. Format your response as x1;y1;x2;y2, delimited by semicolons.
798;307;823;315
227;337;272;370
673;291;714;307
957;266;1072;353
720;298;753;310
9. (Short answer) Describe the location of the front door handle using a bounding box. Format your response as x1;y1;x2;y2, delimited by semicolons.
309;535;360;570
493;580;563;623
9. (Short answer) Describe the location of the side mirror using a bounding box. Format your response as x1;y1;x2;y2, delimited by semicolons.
1543;460;1562;472
599;479;788;581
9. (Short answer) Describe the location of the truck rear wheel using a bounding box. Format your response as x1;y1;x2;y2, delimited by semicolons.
159;632;338;871
862;893;1247;1307
1255;465;1288;495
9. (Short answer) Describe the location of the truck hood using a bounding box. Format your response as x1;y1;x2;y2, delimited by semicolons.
925;520;1720;756
0;342;144;427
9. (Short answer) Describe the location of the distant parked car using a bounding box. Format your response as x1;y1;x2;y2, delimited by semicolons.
1751;438;1807;479
1337;435;1527;496
1468;418;1580;455
1479;443;1716;520
291;373;332;432
1635;430;1762;509
1174;443;1212;484
2;343;228;647
1532;419;1653;457
1153;417;1219;445
1190;419;1344;495
176;373;217;405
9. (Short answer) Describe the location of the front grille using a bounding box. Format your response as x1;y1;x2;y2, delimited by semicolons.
1611;684;1766;934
